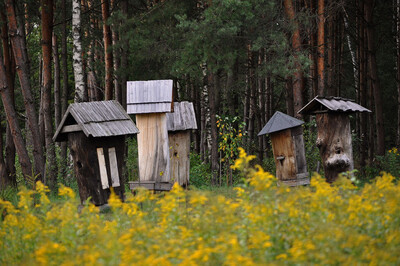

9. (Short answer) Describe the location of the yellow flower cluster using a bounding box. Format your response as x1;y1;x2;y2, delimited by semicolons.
1;155;400;265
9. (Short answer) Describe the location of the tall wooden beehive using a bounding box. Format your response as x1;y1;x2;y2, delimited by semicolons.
166;101;197;187
126;80;173;190
258;111;309;186
299;96;371;183
53;100;139;205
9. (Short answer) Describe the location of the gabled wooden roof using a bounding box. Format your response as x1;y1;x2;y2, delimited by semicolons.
166;102;197;131
53;100;139;142
298;96;371;115
258;111;304;136
126;80;173;114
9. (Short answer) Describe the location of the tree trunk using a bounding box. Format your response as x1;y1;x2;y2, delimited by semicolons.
0;114;8;187
101;0;113;100
208;70;219;185
1;10;16;180
365;0;385;156
60;0;69;173
0;53;33;180
397;0;400;147
6;0;45;179
72;0;86;102
317;0;325;96
53;33;61;129
41;0;58;188
111;0;121;104
284;0;304;118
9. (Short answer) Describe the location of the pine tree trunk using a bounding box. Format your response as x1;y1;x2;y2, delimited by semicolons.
120;0;128;109
41;0;58;188
102;0;113;100
317;0;325;96
6;0;45;179
60;0;69;171
397;0;400;148
53;33;61;130
284;0;304;118
0;114;8;187
365;0;385;156
0;53;33;180
208;70;219;185
72;0;86;102
1;10;16;179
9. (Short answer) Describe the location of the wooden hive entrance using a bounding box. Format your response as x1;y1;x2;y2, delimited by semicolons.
259;111;309;186
126;80;174;191
53;101;139;205
298;96;371;183
166;102;197;187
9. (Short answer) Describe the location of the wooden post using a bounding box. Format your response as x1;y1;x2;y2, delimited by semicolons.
169;131;190;187
315;113;354;183
136;113;170;182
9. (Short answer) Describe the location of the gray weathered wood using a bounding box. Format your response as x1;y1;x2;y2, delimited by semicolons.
169;131;190;187
60;124;82;133
53;100;139;142
97;148;109;189
108;147;120;187
128;180;173;191
127;80;173;114
136;113;170;182
166;101;197;131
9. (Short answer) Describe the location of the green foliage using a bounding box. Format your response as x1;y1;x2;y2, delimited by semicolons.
189;152;212;188
125;136;139;182
303;119;323;176
376;148;400;179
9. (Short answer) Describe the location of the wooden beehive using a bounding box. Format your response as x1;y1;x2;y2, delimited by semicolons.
126;80;173;191
298;96;371;183
258;111;309;186
53;100;139;205
166;102;197;187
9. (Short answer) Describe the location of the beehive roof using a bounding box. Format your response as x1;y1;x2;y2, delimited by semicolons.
298;96;371;115
126;80;173;114
53;100;139;142
166;102;197;131
258;111;304;136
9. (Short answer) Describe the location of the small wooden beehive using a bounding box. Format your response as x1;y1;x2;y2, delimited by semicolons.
126;80;173;191
298;96;371;183
166;101;197;187
53;100;139;205
258;111;309;186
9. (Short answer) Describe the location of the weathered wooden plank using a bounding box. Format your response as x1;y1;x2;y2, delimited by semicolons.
97;148;109;189
166;102;197;131
270;129;296;181
136;113;170;182
61;124;82;133
108;147;120;187
169;131;190;187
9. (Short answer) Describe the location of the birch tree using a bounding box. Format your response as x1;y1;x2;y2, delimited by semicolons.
72;0;86;102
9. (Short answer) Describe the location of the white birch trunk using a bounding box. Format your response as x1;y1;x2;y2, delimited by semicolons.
72;0;85;102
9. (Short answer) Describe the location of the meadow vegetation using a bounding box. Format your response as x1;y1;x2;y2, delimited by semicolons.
1;148;400;265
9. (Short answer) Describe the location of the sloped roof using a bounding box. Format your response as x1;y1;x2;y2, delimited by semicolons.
53;100;139;142
258;111;304;136
166;102;197;131
127;80;173;114
298;96;371;115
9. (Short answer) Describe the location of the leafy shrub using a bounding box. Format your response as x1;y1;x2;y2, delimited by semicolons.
1;150;400;265
189;152;212;188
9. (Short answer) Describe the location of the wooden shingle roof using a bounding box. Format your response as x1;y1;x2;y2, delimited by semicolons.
166;102;197;131
53;100;139;142
127;80;173;114
298;96;371;115
258;111;304;136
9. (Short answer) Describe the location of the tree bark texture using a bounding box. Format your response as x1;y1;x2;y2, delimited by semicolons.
283;0;304;118
68;132;125;206
72;0;86;102
102;0;113;100
317;0;325;96
41;0;58;188
1;10;16;179
6;0;45;179
316;113;354;183
0;52;33;180
365;0;385;156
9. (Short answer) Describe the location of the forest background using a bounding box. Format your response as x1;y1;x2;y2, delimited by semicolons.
0;0;399;190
